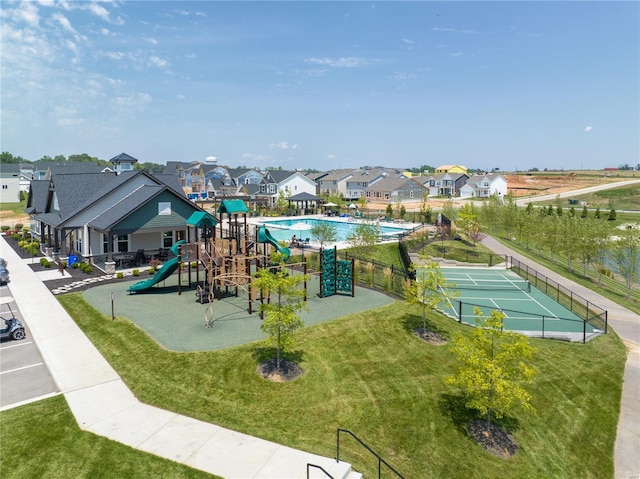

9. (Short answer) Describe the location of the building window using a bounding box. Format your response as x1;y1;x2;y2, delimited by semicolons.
74;229;82;254
269;184;276;193
104;234;128;253
162;231;173;248
158;202;171;215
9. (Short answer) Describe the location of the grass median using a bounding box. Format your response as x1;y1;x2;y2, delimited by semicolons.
51;292;626;478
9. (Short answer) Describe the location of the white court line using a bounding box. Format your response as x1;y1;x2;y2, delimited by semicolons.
0;341;33;350
439;287;459;319
1;362;44;375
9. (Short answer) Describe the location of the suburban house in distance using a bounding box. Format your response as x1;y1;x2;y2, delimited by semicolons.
256;170;317;207
459;173;508;199
0;163;21;203
434;164;468;175
364;177;428;204
345;168;404;200
26;154;205;272
316;169;354;197
414;172;470;197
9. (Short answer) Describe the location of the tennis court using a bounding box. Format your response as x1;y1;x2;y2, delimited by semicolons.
428;267;604;342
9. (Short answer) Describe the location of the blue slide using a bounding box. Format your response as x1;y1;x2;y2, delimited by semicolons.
257;226;290;260
127;240;186;293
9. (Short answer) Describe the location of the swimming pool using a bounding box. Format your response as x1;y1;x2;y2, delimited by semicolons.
261;217;413;243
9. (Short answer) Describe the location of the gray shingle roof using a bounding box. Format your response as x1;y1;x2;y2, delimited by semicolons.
88;185;163;231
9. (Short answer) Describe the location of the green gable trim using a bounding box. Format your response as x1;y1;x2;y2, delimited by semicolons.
217;199;249;215
186;210;218;227
112;191;199;234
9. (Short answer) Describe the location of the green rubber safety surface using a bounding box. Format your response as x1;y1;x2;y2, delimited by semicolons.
82;272;393;352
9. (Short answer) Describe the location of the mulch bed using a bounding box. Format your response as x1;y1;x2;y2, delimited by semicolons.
413;327;447;345
6;239;133;293
257;359;304;382
467;420;518;459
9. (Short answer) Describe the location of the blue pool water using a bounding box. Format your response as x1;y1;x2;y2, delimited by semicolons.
262;218;412;243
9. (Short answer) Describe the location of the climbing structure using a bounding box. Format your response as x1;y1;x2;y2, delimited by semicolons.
319;246;355;298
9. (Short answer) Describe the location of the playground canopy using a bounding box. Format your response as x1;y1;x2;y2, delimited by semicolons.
186;211;218;227
217;199;249;215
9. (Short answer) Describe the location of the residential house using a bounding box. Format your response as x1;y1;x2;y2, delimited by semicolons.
345;168;404;200
364;177;428;204
316;169;354;197
257;170;317;208
459;173;508;199
415;173;469;197
0;163;21;203
26;162;205;272
435;164;468;175
33;161;109;181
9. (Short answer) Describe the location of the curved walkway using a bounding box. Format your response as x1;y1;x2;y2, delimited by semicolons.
481;236;640;479
1;237;359;479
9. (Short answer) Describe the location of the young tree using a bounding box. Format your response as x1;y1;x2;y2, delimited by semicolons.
346;221;380;255
447;308;537;428
253;263;309;370
610;231;640;299
310;221;338;250
581;205;588;218
386;204;393;217
406;261;457;333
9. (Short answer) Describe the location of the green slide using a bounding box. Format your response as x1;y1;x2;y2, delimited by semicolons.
257;226;290;260
127;240;186;293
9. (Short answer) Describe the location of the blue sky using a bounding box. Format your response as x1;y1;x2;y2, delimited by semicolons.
1;1;638;172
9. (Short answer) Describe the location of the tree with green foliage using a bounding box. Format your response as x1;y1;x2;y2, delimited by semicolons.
447;308;537;428
276;190;289;214
610;231;640;299
442;199;456;223
253;263;309;370
419;192;431;224
386;204;393;217
399;204;406;219
310;221;338;250
0;152;28;163
406;261;457;332
594;207;601;219
608;209;617;221
346;221;380;255
581;205;588;218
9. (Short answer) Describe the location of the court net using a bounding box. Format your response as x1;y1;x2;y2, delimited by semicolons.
442;278;531;293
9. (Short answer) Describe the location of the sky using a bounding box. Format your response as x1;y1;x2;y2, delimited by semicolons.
1;1;638;172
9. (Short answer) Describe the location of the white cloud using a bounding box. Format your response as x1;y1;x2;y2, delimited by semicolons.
149;55;169;68
176;94;186;100
87;3;110;22
403;38;414;45
584;126;593;132
114;92;152;109
269;141;299;150
305;57;378;68
327;154;337;161
433;27;480;34
3;2;41;27
242;153;269;163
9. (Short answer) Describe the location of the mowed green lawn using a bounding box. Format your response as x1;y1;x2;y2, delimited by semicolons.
44;293;628;479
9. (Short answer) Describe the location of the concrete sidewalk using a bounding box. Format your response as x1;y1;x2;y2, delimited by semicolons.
482;236;640;479
1;237;359;479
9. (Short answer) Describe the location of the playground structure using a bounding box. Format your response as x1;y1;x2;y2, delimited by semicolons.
127;200;354;327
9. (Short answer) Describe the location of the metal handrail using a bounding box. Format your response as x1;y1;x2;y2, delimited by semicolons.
307;463;335;479
336;428;405;479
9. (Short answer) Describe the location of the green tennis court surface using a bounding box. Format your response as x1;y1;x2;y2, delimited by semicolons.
422;267;604;342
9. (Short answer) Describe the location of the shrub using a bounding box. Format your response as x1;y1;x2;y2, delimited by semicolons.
11;233;20;241
14;223;23;230
116;272;124;279
132;269;140;276
1;226;10;232
148;268;156;275
72;262;80;269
